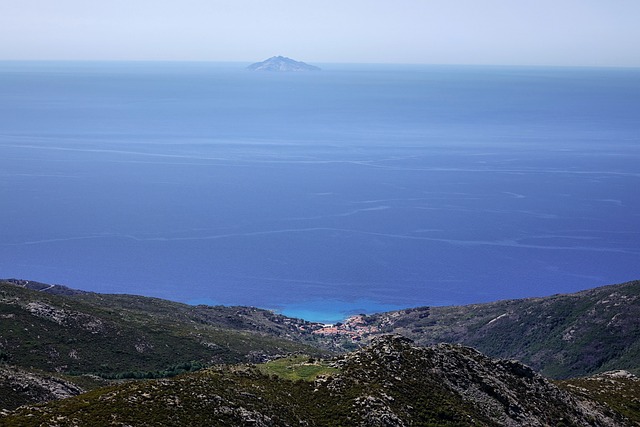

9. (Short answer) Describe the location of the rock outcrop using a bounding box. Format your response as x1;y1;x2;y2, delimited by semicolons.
337;336;623;426
0;365;83;413
333;280;640;379
3;336;628;426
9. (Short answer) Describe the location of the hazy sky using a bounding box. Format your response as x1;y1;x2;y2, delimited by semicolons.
1;0;639;66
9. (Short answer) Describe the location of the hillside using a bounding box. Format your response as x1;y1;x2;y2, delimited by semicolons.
0;365;85;415
3;336;629;426
2;278;639;424
323;280;640;379
2;277;640;418
0;279;330;377
3;278;639;380
558;370;640;425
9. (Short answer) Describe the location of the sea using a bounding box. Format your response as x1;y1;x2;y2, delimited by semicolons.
1;61;639;322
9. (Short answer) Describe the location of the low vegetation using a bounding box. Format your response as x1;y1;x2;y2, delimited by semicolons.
3;337;629;426
1;278;639;424
358;280;640;378
0;280;329;376
0;279;331;410
557;371;640;425
257;354;340;381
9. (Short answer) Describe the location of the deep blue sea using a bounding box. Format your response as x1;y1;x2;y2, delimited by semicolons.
1;61;639;322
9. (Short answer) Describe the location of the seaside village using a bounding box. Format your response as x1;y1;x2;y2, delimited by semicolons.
313;314;379;342
311;315;381;342
303;307;430;342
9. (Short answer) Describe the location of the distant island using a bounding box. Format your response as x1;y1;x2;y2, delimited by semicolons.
247;56;321;72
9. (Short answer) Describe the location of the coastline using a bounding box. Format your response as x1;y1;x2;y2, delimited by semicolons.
188;296;405;324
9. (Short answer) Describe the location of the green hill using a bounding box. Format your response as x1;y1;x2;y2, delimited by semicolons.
3;336;629;426
336;280;640;379
2;277;639;421
0;279;329;377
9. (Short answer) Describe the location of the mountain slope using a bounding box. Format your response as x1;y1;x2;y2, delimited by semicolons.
0;280;329;377
334;280;640;378
3;278;639;380
558;370;640;426
0;366;85;414
2;336;627;426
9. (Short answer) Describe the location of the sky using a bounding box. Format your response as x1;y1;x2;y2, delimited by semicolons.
1;0;639;67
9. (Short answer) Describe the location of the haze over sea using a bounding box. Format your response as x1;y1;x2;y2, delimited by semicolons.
1;61;639;322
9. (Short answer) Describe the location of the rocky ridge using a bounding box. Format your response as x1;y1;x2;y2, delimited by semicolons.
336;336;623;426
3;336;628;426
0;365;84;414
559;370;640;425
319;280;640;379
2;278;639;423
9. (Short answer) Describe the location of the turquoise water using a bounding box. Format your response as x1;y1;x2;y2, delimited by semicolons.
1;62;639;322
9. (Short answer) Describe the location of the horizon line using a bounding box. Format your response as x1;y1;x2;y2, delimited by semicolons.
1;59;639;70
